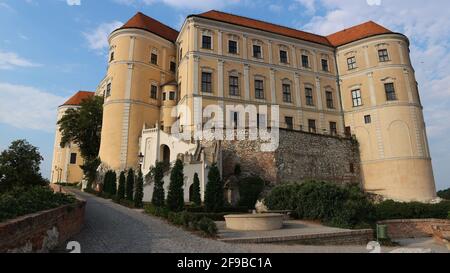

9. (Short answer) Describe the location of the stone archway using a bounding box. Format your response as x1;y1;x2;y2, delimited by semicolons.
160;145;170;166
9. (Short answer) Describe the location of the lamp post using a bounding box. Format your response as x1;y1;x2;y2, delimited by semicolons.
138;152;144;171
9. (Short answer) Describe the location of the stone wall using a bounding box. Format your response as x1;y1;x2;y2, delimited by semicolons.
0;200;86;253
220;129;361;185
378;219;450;239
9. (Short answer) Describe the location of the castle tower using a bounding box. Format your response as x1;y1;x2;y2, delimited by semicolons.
98;13;178;170
331;22;437;201
50;91;94;184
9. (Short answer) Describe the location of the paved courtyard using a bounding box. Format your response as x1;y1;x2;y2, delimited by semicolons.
58;189;449;253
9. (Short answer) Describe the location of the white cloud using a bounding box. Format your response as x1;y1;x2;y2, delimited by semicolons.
0;50;41;70
66;0;81;6
0;83;66;132
83;21;123;52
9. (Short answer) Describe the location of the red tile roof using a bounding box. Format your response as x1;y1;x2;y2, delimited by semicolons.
326;21;393;47
61;91;95;107
195;10;332;46
117;12;179;42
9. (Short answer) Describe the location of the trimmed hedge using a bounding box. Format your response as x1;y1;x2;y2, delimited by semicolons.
375;200;450;220
0;186;77;222
144;204;218;237
265;181;376;229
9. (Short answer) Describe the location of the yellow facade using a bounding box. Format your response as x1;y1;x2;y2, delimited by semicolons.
77;12;435;202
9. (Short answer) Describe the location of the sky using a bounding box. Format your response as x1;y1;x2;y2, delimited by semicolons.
0;0;449;190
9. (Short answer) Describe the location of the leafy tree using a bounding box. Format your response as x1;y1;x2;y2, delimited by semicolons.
134;170;144;208
117;171;126;200
191;173;202;206
151;162;165;207
58;96;103;185
204;164;224;212
437;188;450;200
167;159;185;212
0;139;47;192
126;168;135;201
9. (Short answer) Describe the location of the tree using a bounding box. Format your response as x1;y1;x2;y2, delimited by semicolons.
0;139;47;192
191;173;202;206
238;176;265;209
166;159;185;212
104;170;117;196
117;171;126;200
151;162;165;207
58;96;103;185
134;170;144;208
110;171;117;196
126;168;135;201
204;164;224;212
103;171;111;194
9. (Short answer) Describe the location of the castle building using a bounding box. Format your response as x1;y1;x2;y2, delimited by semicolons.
51;10;437;202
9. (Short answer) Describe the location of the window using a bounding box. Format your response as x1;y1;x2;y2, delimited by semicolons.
70;153;77;165
170;61;176;73
326;91;334;109
106;83;111;97
150;85;157;99
385;83;397;101
179;48;183;61
378;49;389;62
169;92;175;100
305;87;314;106
329;122;337;136
282;84;292;103
228;40;238;54
352;89;362;107
301;55;310;68
231;111;239;128
347;56;357;70
280;50;288;63
109;51;114;62
202;35;212;49
162;92;166;101
201;72;212;93
253;45;262;58
229;76;239;96
321;59;329;72
257;114;266;128
285;116;293;130
151;53;158;65
364;115;372;124
308;119;316;133
255;79;264;99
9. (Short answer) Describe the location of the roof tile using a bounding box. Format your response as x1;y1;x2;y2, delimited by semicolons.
118;12;179;42
61;91;95;107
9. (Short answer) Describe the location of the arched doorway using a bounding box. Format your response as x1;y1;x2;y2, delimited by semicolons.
160;145;170;166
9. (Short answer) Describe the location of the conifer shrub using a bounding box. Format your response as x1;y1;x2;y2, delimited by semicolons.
151;162;165;207
191;173;202;206
204;164;224;212
134;170;144;208
126;168;135;201
117;171;126;200
166;159;185;212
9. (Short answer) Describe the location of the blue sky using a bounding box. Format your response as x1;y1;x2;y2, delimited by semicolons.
0;0;449;190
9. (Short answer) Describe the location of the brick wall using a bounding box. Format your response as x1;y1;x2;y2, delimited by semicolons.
0;200;86;253
378;219;450;239
219;129;361;185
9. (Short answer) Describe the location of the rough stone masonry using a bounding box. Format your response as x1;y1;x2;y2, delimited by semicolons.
220;128;361;185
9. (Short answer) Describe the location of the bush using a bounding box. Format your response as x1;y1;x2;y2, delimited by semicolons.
265;181;376;228
375;200;450;220
126;169;135;201
204;164;224;212
167;159;185;212
190;173;202;206
194;217;218;237
151;162;165;207
0;186;76;222
437;188;450;200
238;176;265;209
117;171;126;200
134;170;144;208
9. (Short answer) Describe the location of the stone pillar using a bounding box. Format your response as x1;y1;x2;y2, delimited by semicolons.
218;59;224;98
218;30;223;55
268;40;273;64
243;35;248;60
291;45;297;69
270;68;276;104
244;64;250;100
368;72;377;106
193;55;199;95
